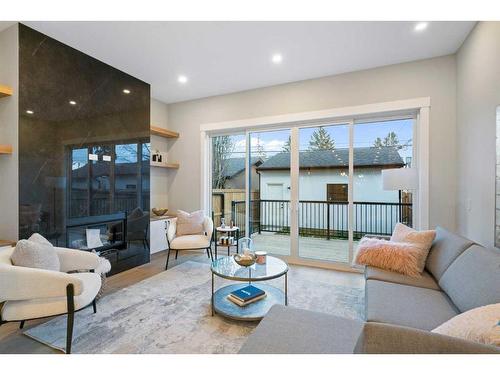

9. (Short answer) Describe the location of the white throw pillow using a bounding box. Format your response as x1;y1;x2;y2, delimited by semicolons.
28;232;54;247
390;223;436;273
432;303;500;347
176;210;205;236
11;238;60;271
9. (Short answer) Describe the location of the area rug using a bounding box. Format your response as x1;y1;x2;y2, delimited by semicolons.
24;261;364;353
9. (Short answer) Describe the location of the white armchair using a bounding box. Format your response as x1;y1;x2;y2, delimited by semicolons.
165;216;214;269
0;245;101;354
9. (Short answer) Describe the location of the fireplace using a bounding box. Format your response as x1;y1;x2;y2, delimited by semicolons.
18;24;151;274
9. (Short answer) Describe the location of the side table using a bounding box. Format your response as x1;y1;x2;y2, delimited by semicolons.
214;226;239;259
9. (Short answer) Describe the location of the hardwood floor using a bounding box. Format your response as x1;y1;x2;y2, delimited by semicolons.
0;249;202;354
0;249;362;354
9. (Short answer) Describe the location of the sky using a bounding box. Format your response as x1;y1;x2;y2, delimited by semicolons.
227;118;414;160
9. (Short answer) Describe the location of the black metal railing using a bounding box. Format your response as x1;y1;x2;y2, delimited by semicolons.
230;199;412;240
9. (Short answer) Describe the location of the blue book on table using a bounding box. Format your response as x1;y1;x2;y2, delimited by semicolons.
230;285;265;302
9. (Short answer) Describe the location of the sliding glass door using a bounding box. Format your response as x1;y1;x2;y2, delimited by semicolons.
297;124;350;263
248;129;291;256
208;116;415;267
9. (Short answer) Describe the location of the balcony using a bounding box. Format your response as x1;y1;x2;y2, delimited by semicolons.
215;199;412;263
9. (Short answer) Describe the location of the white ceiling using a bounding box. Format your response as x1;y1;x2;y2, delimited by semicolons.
14;22;476;103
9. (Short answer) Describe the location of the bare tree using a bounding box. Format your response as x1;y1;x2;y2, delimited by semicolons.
212;136;235;189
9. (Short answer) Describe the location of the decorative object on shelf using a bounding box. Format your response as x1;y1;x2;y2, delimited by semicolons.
220;217;226;228
230;220;234;229
152;208;168;216
255;251;267;264
152;150;163;163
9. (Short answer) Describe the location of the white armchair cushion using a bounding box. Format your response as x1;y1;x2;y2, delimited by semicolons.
170;235;211;250
55;247;100;273
0;264;85;301
11;239;60;271
1;272;101;321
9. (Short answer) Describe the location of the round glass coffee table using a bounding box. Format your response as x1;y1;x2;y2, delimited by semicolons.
210;255;288;321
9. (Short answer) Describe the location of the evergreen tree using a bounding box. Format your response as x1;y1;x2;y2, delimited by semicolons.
373;131;411;151
308;127;335;151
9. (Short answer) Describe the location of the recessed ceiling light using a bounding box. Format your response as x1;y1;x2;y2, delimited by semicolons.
271;53;283;64
26;110;34;115
123;89;131;94
414;22;428;32
69;100;77;105
178;75;188;84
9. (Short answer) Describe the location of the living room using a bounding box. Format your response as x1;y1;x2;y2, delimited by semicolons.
1;0;500;372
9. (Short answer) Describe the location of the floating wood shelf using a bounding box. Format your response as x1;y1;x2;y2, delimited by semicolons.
0;145;13;154
151;161;180;169
0;239;16;247
150;125;179;139
0;84;13;98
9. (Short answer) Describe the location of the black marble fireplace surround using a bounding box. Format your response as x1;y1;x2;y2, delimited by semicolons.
18;24;151;274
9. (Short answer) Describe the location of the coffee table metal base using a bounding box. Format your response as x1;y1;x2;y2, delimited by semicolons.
212;283;285;321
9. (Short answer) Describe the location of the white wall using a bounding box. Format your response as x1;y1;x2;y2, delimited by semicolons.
260;168;399;202
150;98;169;209
0;24;19;240
456;22;500;247
166;55;457;230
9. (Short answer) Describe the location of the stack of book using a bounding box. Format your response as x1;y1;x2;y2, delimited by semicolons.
227;285;266;307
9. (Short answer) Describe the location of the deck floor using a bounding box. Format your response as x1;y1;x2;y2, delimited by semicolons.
250;232;357;263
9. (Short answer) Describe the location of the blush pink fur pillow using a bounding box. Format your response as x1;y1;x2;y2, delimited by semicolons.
354;237;424;277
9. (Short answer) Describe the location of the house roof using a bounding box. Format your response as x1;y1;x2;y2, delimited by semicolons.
257;147;405;170
223;157;263;178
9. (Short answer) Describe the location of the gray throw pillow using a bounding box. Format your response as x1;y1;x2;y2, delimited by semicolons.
11;239;60;271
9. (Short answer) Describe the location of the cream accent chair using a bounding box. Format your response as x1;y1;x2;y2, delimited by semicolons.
165;216;214;269
0;245;101;354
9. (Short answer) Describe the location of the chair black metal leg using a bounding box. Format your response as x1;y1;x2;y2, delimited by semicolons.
208;247;214;262
175;250;179;260
19;320;25;329
206;248;210;258
165;249;171;270
66;284;75;354
92;299;97;314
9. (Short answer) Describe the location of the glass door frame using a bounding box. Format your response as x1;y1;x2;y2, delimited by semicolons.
202;98;429;271
244;120;356;267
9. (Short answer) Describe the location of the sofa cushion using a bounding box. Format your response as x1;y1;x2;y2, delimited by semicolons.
366;280;458;331
170;234;210;249
239;305;364;354
425;227;474;280
438;245;500;312
1;272;101;321
365;266;440;290
354;321;500;354
11;239;60;271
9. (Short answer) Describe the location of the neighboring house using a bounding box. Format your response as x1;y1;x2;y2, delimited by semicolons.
257;147;405;203
221;157;263;190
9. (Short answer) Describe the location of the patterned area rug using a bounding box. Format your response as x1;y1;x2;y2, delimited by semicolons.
24;261;364;353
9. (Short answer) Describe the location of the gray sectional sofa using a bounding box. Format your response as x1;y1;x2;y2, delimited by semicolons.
240;227;500;354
